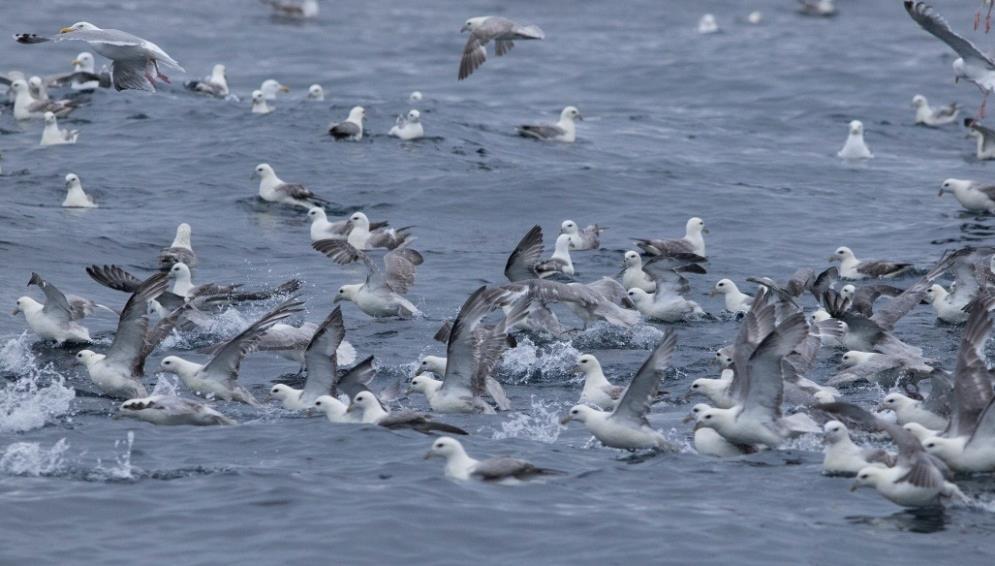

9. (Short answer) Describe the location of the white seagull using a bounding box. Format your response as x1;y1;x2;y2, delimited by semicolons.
458;16;545;80
62;173;96;208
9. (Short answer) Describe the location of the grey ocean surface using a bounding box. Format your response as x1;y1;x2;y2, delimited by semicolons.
2;0;995;564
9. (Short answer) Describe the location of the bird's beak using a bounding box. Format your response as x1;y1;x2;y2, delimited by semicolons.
955;76;960;84
874;403;886;412
333;295;344;304
279;85;289;93
828;255;838;262
681;414;694;424
849;482;861;492
938;188;946;197
423;451;435;460
559;414;572;425
71;58;81;65
702;228;710;234
575;114;584;121
60;27;74;34
708;289;720;297
460;24;469;33
11;307;20;315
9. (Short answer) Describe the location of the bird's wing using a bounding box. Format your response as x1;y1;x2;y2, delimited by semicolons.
948;299;995;437
610;330;676;427
905;1;995;68
86;264;143;293
518;124;565;139
739;314;808;420
459;32;488;80
104;273;169;372
201;299;304;384
383;248;423;294
504;225;543;282
441;286;507;397
135;303;193;376
109;58;155;92
27;273;73;324
335;355;377;401
301;307;345;404
277;183;323;202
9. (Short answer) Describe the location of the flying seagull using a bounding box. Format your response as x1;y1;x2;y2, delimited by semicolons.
15;22;184;91
458;16;545;80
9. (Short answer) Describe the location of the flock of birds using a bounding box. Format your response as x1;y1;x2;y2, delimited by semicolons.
3;1;995;503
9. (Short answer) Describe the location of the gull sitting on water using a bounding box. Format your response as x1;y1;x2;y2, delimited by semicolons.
904;1;995;117
458;16;545;80
837;120;873;159
827;350;935;387
40;112;78;146
269;307;373;411
938;178;995;214
157;223;196;270
251;90;273;114
9;80;76;120
344;212;413;250
710;279;753;314
822;420;895;475
328;106;365;140
76;274;177;398
349;391;469;435
912;95;958;126
621;251;705;293
62;173;96;208
685;403;755;457
408;287;526;413
633;217;708;258
184;64;229;97
574;354;623;411
544;234;575;276
15;22;183;92
877;392;948;430
561;331;679;452
821;402;967;507
65;52;107;90
307;84;324;100
627;263;707;322
263;0;319;19
964;118;995;159
697;14;719;34
160;299;304;405
259;79;289;100
306;208;389;244
118;395;235;426
312;239;423;318
829;246;911;279
517;106;582;143
425;437;561;482
388;110;424;140
504;225;575;280
14;272;110;344
686;369;736;409
798;0;837;17
253;163;329;208
560;220;603;251
924;284;971;324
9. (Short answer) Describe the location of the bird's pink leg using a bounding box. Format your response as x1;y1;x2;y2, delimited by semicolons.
986;2;993;32
153;60;171;84
976;9;982;30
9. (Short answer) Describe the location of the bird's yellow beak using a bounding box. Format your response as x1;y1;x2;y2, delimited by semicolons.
60;27;74;34
280;85;289;92
71;59;81;65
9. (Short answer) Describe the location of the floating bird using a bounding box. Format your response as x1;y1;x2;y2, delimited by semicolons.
343;212;412;250
821;420;894;475
561;331;679;451
829;246;911;280
633;217;708;258
827;350;935;387
160;299;305;405
9;80;76;120
912;95;958;126
878;392;948;430
684;403;756;457
559;220;603;251
348;391;469;435
574;353;623;411
425;437;561;481
626;262;707;322
251;90;273;114
15;22;184;91
458;16;545;80
307;84;324;100
157;223;196;270
697;14;719;34
710;279;753;314
837;120;873;159
328;106;365;140
798;0;836;17
14;272;110;344
964;118;995;159
259;79;289;100
504;225;575;280
517;106;582;143
61;173;96;208
184;64;228;97
312;239;423;318
64;52;109;90
118;395;235;426
388;110;424;140
938;178;995;214
40;112;78;146
253;163;329;208
262;0;319;20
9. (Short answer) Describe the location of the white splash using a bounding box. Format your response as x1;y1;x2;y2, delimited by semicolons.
0;438;69;476
0;332;36;373
489;396;564;443
0;336;76;434
150;374;181;396
94;431;135;481
500;338;580;384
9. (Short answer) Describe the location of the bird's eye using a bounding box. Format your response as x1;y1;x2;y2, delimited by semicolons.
926;442;935;448
315;401;322;406
704;415;712;420
571;409;579;415
692;384;699;389
581;360;588;364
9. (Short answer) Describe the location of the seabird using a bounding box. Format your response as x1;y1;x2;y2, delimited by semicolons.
829;246;911;280
306;209;390;244
328;106;365;140
878;392;948;430
684;403;756;457
710;279;753;314
65;52;109;90
697;14;719;34
504;225;575;280
425;436;561;482
118;395;235;426
253;163;329;208
259;79;290;100
388;110;424;140
626;262;707;322
517;106;582;143
184;64;229;97
40;112;78;146
964;118;995;159
938;178;995;214
307;84;324;100
251;90;273;114
827;350;935;387
820;402;967;507
837;120;873;159
348;391;469;435
574;354;623;411
686;369;736;409
633;217;708;258
904;1;995;116
160;299;304;405
15;22;184;91
458;16;545;80
560;220;603;251
76;273;178;399
821;420;895;475
262;0;319;19
912;95;958;126
9;80;76;120
798;0;836;17
62;173;96;208
14;272;110;344
561;331;679;452
498;278;641;330
344;212;412;250
157;223;196;270
312;239;423;318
